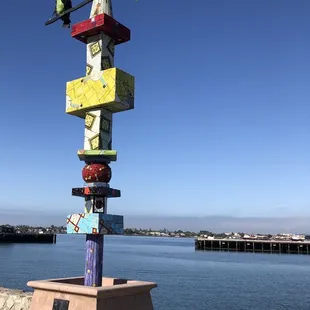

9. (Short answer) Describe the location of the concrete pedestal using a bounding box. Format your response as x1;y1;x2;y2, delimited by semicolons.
27;276;157;310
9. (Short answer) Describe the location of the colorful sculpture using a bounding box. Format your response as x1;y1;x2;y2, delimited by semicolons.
52;0;134;287
27;3;156;309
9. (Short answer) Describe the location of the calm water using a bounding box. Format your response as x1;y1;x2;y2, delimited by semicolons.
1;235;310;309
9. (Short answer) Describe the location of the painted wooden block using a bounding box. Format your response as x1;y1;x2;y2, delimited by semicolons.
84;110;113;151
86;33;114;74
84;196;107;214
77;149;117;162
67;213;123;234
71;13;130;45
66;68;134;118
72;186;121;198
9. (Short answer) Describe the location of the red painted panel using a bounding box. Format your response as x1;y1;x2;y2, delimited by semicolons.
71;13;130;44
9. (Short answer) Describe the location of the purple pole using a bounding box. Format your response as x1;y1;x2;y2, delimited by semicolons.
84;234;104;286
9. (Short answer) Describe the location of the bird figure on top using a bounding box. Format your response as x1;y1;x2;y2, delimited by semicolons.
50;0;73;28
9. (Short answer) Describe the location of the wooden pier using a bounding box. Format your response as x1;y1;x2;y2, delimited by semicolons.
0;233;56;244
195;238;310;255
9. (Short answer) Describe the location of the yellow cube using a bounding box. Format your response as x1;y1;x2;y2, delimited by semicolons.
66;68;135;118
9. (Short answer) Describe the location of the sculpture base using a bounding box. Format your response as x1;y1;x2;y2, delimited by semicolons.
27;276;157;310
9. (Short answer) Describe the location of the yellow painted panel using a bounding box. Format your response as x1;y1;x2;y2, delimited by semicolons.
66;68;135;118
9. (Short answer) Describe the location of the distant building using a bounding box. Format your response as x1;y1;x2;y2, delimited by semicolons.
0;225;15;234
292;235;305;241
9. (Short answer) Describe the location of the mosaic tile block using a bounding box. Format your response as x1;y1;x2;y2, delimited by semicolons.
72;186;121;198
84;196;107;214
84;109;112;151
67;213;123;234
86;33;113;75
66;68;135;118
77;149;117;162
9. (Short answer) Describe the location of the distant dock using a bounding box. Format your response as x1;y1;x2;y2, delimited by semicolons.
195;238;310;255
0;233;56;244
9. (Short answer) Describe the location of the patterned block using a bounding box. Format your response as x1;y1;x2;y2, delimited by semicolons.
86;33;114;74
72;186;121;198
67;213;123;234
77;149;117;162
84;109;112;151
84;196;107;214
66;68;135;118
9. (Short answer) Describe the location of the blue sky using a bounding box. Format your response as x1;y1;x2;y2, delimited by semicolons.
0;0;309;223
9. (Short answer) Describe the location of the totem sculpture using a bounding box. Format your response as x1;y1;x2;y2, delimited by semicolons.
65;0;134;287
28;2;156;309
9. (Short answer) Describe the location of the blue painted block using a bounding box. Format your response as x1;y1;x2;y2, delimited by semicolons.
66;213;123;234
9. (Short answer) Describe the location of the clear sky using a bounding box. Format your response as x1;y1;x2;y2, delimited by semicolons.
0;0;309;223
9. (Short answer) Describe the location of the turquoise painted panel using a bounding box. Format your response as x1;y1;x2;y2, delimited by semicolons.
67;213;123;235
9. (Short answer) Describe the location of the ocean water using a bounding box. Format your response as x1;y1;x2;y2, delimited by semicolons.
1;235;310;310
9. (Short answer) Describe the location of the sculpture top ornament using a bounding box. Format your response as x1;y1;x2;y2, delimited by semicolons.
90;0;113;18
45;0;137;27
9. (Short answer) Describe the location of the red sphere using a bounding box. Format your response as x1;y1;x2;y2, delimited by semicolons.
82;163;112;183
